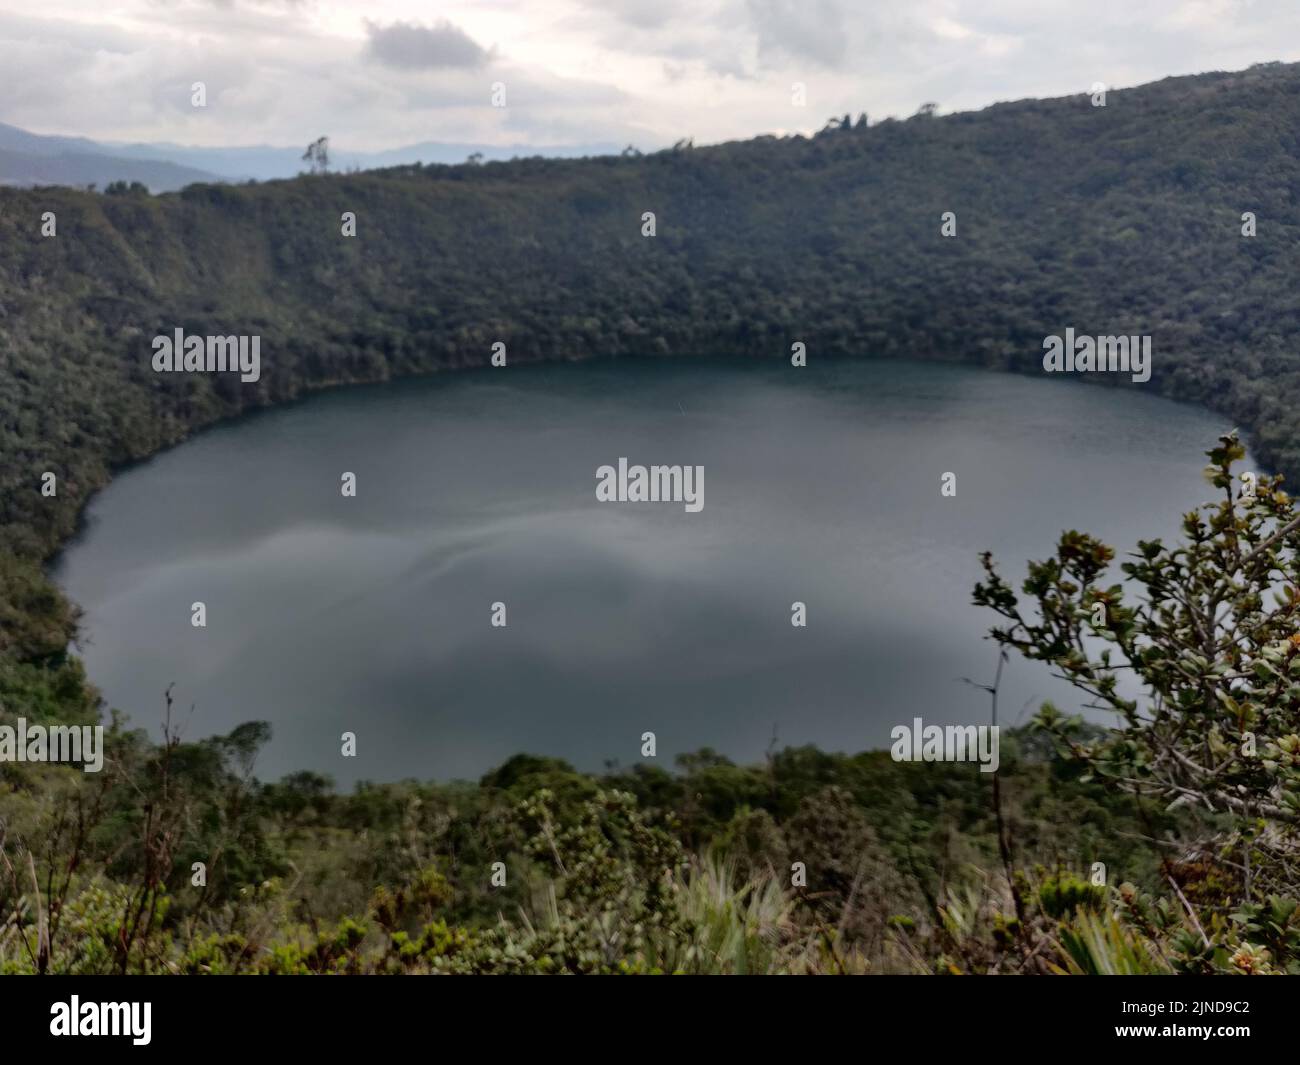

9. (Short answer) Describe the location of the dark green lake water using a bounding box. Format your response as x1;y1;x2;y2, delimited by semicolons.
53;359;1240;784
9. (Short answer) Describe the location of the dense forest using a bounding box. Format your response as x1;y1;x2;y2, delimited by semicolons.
4;63;1300;973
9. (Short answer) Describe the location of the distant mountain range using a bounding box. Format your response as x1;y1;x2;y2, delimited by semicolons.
0;122;625;192
0;124;222;191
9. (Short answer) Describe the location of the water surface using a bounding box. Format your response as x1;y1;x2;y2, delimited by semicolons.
53;359;1239;784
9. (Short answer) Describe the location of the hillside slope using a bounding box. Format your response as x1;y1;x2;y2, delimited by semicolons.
0;147;222;193
1;61;1298;583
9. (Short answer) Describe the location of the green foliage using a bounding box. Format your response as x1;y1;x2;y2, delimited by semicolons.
977;433;1300;897
0;714;1181;974
1230;896;1300;974
1052;909;1172;975
1038;871;1106;919
974;431;1300;974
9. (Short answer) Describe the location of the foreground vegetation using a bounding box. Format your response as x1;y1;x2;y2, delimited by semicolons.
3;437;1299;974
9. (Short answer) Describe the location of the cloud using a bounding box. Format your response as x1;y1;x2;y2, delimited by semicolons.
364;18;494;71
746;0;848;69
575;0;682;30
2;0;1300;158
0;11;139;54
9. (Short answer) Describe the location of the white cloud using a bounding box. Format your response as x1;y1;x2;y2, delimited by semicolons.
746;0;848;69
0;0;1296;152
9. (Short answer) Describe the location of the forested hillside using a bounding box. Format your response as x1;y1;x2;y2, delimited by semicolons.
4;61;1300;573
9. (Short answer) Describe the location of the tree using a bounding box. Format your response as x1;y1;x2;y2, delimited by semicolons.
302;136;330;175
975;432;1300;903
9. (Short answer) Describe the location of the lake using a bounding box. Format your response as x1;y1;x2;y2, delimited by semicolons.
52;358;1240;785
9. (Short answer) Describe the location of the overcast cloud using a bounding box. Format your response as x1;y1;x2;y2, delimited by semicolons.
365;18;495;70
0;0;1296;152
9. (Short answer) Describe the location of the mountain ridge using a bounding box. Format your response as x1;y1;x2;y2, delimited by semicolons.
1;59;1298;588
0;121;625;185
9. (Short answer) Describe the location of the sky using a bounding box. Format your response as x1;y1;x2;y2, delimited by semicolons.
0;0;1298;152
